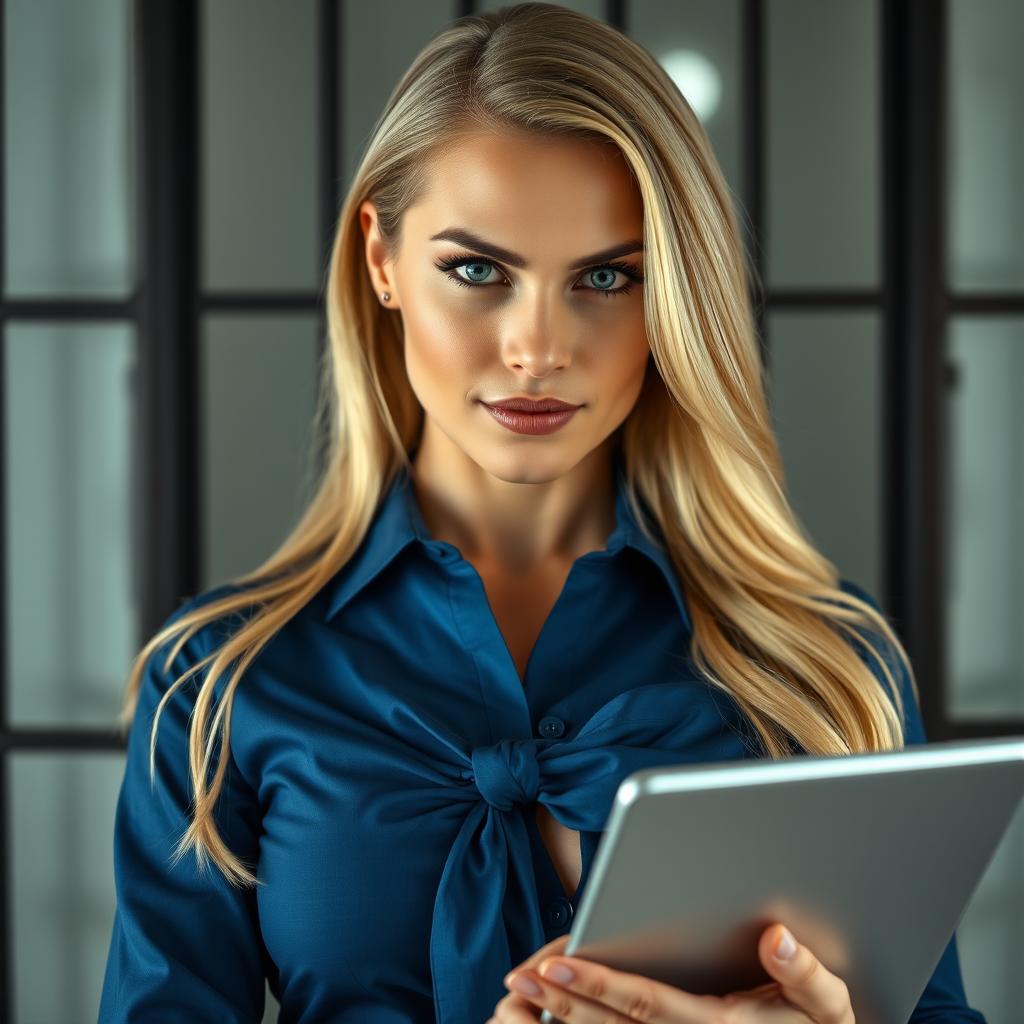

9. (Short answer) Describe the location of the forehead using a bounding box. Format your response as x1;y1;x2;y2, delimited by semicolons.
406;130;644;253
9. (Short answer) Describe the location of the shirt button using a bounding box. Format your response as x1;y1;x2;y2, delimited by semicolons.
544;897;574;929
537;715;565;739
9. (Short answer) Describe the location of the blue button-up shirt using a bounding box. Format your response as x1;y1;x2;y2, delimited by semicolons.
98;457;986;1023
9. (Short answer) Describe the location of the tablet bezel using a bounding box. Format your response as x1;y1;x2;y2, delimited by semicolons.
539;735;1024;1024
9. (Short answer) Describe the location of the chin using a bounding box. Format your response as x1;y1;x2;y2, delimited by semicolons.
475;445;586;486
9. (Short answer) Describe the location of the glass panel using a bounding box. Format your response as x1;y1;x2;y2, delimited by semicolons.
4;0;135;297
263;983;281;1024
947;0;1024;291
340;2;610;191
945;318;1024;719
478;0;605;15
766;0;879;289
202;0;318;291
11;752;126;1023
201;314;320;589
4;322;138;726
954;799;1024;1020
767;311;883;597
339;0;455;190
628;0;743;214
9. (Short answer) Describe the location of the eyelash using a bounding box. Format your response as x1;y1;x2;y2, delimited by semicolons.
433;252;645;299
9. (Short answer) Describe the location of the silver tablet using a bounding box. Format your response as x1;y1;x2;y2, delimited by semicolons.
539;735;1024;1024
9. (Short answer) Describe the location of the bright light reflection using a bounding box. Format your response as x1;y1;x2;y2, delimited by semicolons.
660;48;722;122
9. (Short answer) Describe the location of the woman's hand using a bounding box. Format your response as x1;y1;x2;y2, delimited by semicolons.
487;923;855;1023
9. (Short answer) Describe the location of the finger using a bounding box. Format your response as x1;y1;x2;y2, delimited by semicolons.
726;981;781;1000
496;936;572;1023
507;966;653;1024
721;991;806;1023
490;988;543;1023
510;950;723;1023
505;934;572;979
758;924;854;1023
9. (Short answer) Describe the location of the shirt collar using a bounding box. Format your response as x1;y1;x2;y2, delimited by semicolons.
323;456;691;633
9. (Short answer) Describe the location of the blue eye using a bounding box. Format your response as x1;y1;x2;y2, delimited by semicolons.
433;253;645;298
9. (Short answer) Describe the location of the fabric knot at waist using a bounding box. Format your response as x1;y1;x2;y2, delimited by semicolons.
429;682;753;1023
470;738;540;810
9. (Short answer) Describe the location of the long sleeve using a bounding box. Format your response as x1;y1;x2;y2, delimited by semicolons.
98;598;270;1022
839;578;988;1023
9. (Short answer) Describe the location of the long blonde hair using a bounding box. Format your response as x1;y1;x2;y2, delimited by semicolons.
121;2;917;889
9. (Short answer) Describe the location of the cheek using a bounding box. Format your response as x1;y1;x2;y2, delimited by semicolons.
400;290;491;404
594;318;651;401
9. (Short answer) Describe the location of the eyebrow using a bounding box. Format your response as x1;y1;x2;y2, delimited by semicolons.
428;227;644;271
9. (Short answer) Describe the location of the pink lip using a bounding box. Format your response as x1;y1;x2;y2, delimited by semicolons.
483;397;581;413
480;401;580;436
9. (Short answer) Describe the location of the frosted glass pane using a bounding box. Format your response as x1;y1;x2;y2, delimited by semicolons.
4;0;135;297
201;315;319;589
4;323;138;726
340;2;611;190
766;0;879;288
263;983;281;1023
478;0;605;15
948;0;1024;291
628;0;743;216
767;311;882;596
340;0;454;190
946;318;1024;719
11;752;125;1024
202;0;318;291
954;799;1024;1021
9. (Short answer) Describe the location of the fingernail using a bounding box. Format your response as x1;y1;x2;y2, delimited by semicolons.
774;926;797;960
539;959;576;984
507;972;542;996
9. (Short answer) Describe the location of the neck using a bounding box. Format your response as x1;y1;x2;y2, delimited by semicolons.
409;426;619;574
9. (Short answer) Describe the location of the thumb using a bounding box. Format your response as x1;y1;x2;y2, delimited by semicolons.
758;923;853;1022
505;933;571;981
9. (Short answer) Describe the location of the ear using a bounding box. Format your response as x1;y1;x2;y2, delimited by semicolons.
359;199;399;307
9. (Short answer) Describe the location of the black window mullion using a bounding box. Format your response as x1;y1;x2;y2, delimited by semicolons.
742;0;767;372
0;0;10;1008
314;0;341;484
137;0;201;635
882;0;950;742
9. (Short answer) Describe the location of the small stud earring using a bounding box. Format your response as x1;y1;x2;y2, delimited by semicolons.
381;291;390;303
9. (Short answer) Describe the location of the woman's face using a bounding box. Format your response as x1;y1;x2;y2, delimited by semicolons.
360;129;651;484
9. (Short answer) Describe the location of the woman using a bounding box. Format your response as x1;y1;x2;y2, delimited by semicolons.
98;4;987;1023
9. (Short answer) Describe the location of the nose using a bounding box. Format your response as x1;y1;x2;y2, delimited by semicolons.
513;351;564;378
501;296;575;378
471;739;540;811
